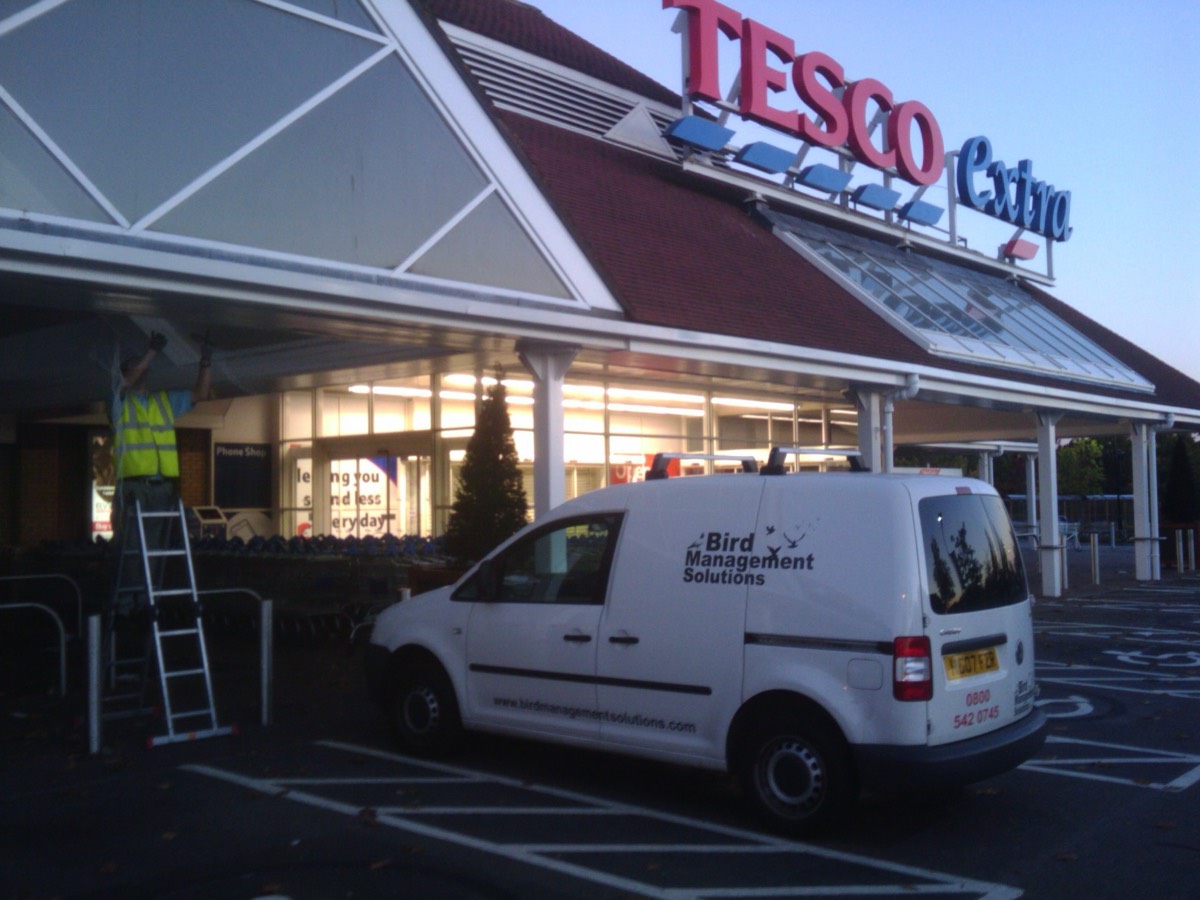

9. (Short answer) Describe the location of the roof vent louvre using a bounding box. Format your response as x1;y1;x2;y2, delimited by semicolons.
446;27;678;145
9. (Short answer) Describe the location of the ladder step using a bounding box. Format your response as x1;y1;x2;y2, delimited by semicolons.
148;725;236;747
170;708;215;720
158;628;200;637
145;549;187;558
151;589;196;598
164;668;206;678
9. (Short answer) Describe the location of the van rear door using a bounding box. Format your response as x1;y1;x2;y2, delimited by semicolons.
916;489;1038;747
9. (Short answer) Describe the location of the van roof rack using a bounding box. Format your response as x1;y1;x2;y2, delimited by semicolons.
646;452;759;480
761;447;867;475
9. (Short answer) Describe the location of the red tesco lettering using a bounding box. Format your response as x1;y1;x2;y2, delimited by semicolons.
664;0;945;186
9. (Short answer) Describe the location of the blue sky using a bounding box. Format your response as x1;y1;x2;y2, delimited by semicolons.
530;0;1200;387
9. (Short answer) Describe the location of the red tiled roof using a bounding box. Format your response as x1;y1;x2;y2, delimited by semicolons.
499;112;924;361
417;0;1200;412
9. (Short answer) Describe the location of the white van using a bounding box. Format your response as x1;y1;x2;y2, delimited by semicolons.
366;458;1045;832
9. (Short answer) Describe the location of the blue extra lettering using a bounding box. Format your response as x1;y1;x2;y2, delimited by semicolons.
956;136;1072;242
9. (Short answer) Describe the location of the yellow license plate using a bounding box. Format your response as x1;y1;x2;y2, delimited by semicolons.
943;647;999;680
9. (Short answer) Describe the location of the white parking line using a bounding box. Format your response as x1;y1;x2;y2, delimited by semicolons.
182;740;1023;899
1020;735;1200;792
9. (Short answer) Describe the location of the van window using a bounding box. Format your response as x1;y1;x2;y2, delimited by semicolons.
919;494;1026;615
453;514;622;605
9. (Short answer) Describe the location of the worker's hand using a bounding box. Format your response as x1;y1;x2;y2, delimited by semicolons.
148;331;168;352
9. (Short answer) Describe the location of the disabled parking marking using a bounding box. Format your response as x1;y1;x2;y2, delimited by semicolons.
183;740;1022;899
1035;694;1094;718
1102;649;1200;667
1036;661;1200;701
1021;735;1200;792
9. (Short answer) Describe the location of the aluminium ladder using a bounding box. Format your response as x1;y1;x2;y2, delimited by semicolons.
108;498;234;746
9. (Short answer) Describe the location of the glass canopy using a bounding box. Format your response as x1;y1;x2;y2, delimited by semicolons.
767;211;1152;393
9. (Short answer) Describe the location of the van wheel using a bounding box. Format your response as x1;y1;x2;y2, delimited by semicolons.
389;663;461;756
738;715;853;834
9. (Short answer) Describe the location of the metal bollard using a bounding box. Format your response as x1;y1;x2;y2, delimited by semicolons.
1177;530;1186;573
401;587;412;602
1090;533;1100;585
1060;545;1069;592
1189;529;1196;572
260;599;273;728
88;614;101;755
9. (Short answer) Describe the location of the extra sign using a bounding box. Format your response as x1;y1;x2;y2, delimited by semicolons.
663;0;1073;241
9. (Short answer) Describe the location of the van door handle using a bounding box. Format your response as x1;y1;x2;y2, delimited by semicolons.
562;632;592;643
608;634;639;645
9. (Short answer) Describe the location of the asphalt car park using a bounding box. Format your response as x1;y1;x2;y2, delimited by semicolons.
3;569;1199;898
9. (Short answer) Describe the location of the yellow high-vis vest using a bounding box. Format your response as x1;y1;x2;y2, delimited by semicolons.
115;392;179;478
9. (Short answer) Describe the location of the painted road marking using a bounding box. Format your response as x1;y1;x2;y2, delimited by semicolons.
183;740;1022;899
1037;661;1200;700
1021;736;1200;792
1035;694;1094;718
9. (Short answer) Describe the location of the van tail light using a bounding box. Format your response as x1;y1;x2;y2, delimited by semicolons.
893;636;933;701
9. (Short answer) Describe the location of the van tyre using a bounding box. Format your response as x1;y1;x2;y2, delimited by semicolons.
739;715;853;834
390;663;461;756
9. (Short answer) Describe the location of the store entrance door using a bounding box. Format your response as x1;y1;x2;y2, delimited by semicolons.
316;433;433;539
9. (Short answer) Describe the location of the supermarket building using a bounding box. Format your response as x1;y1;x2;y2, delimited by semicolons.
1;0;1198;598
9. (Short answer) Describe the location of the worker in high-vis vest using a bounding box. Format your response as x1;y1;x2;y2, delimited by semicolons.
111;330;211;550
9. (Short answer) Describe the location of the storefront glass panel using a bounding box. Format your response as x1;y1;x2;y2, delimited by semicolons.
319;388;368;437
281;441;313;539
282;390;313;440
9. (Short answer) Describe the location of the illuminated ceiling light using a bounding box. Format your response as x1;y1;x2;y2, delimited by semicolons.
712;397;794;411
349;384;431;398
564;384;605;398
607;387;704;404
608;403;704;417
563;399;606;411
443;373;535;393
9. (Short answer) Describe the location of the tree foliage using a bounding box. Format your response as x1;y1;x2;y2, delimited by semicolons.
1056;438;1104;497
442;378;529;564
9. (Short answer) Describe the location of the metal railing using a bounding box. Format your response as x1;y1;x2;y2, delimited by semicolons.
0;574;84;698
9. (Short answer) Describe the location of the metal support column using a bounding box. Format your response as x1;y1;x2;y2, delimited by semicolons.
1037;412;1064;597
517;340;579;518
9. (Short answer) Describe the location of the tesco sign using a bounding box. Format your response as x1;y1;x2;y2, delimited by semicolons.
663;0;1073;242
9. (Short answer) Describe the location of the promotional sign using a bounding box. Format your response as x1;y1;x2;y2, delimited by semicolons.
663;0;1072;242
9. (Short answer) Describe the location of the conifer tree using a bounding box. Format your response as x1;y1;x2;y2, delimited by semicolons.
443;376;529;563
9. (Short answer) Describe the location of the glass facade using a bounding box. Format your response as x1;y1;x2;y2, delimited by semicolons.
276;375;857;539
0;0;573;301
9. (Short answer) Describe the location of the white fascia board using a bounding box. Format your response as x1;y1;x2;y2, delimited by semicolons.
366;0;621;313
5;229;1195;427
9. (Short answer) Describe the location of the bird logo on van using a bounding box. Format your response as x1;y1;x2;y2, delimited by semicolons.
784;530;806;548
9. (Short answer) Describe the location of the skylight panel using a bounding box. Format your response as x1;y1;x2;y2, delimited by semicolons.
766;212;1153;393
